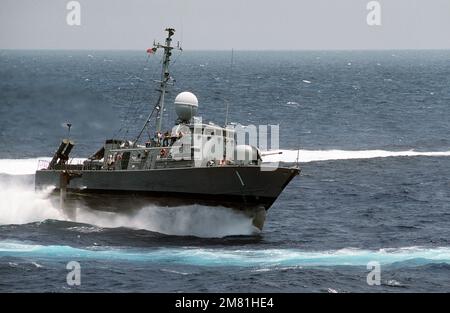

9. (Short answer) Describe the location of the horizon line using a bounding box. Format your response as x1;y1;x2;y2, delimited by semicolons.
2;48;450;52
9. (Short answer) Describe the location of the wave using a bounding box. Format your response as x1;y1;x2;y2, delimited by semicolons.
1;150;450;175
262;149;450;163
1;242;449;267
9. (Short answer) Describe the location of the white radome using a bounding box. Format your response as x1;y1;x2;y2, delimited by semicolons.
235;145;259;162
174;91;198;121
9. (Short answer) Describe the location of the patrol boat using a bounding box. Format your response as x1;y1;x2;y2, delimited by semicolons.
35;28;300;230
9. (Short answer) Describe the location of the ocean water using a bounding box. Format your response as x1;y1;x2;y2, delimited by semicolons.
0;50;449;292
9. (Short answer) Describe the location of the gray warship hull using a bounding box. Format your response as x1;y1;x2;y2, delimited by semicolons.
35;165;300;230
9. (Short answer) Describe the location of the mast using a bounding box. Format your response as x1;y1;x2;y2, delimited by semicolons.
155;27;176;133
134;28;181;145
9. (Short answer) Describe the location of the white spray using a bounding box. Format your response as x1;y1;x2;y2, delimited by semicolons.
0;180;66;225
0;176;258;238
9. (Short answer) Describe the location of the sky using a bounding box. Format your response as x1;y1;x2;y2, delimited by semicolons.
1;0;450;50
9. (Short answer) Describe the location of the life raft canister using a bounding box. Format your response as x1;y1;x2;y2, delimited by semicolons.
160;148;168;158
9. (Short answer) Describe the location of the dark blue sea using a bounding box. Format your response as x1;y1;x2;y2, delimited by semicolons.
0;50;449;292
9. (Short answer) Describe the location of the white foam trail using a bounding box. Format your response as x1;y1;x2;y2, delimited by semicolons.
262;149;450;163
2;150;449;175
0;158;85;175
0;158;50;175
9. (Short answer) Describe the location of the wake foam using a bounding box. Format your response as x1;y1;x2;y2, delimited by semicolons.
73;205;257;238
0;243;449;267
0;178;256;238
262;149;450;163
1;150;450;175
0;157;85;175
0;158;50;175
